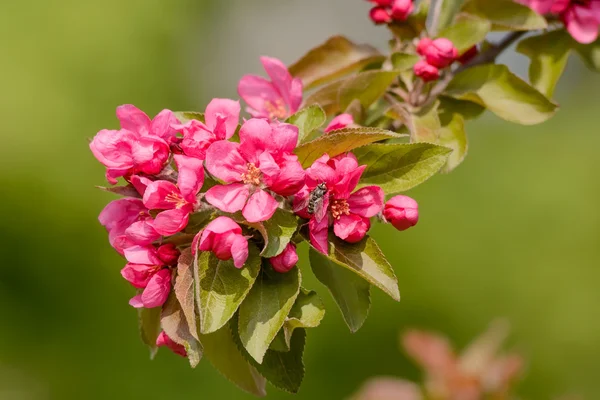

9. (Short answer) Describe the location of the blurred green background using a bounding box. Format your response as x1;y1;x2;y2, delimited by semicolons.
1;1;599;399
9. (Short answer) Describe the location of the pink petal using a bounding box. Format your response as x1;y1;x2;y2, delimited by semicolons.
269;243;298;273
89;129;135;169
267;154;305;196
124;245;162;265
131;136;170;175
143;181;180;210
270;122;299;155
150;109;179;142
565;5;600;44
204;98;241;140
205;141;247;183
121;263;156;288
129;294;144;308
125;220;160;245
353;378;423;400
402;330;456;374
231;234;249;268
325;113;354;133
289;78;303;114
333;214;370;243
153;208;190;236
237;75;281;118
347;186;384;218
129;175;153;196
203;216;243;235
98;198;146;233
156;331;187;357
306;154;337;189
309;215;330;254
261;56;293;102
116;105;151;136
242;189;278;223
335;164;366;199
257;151;281;182
174;154;204;203
141;269;172;308
205;183;250;213
239;118;271;163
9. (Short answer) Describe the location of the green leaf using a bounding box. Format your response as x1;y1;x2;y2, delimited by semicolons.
309;248;371;332
407;101;442;143
258;209;299;258
445;64;558;125
276;289;326;350
463;0;547;30
289;36;384;90
391;53;420;71
294;127;404;167
339;70;399;111
575;39;600;71
238;264;301;363
354;142;452;194
303;78;346;116
174;111;205;124
255;328;306;393
161;293;203;368
437;15;491;53
437;112;468;173
517;30;572;98
200;323;267;397
438;96;486;120
287;105;327;145
197;244;261;334
174;249;199;341
184;208;215;234
428;0;466;34
138;303;162;359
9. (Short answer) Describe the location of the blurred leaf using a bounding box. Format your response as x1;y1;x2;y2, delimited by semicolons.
200;323;267;397
391;53;421;71
294;127;403;167
438;112;468;173
289;36;384;90
174;249;199;341
276;289;326;351
161;293;202;368
575;38;600;71
344;99;365;124
309;248;371;332
256;328;306;393
438;15;491;53
428;0;466;35
197;244;260;334
303;78;346;116
238;264;301;363
408;101;443;142
174;111;205;124
445;64;558;125
438;96;486;120
138;304;162;359
258;209;299;258
517;30;572;98
339;70;399;110
463;0;547;30
287;105;327;145
96;184;141;198
354;142;452;194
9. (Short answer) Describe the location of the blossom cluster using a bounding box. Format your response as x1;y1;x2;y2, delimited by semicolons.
367;0;414;24
91;56;419;357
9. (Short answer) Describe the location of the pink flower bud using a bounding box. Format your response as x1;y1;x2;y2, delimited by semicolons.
390;0;413;21
324;113;354;133
157;243;180;265
416;38;433;56
198;216;249;268
156;331;187;357
369;6;392;24
269;243;298;273
367;0;393;6
423;38;458;68
457;45;478;65
413;60;440;82
383;195;419;231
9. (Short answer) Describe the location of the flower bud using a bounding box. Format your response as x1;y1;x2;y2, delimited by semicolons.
369;6;392;24
390;0;413;21
156;331;187;357
383;195;419;231
413;60;439;82
423;38;458;68
325;113;354;133
269;243;298;273
157;243;180;265
367;0;393;6
416;37;433;56
457;45;478;65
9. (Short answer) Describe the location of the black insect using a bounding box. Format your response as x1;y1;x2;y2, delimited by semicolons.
307;182;328;219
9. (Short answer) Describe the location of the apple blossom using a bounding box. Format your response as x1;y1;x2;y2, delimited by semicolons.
196;216;249;268
383;195;419;231
269;243;298;273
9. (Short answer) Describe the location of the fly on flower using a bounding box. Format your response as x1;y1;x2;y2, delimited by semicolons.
306;182;328;221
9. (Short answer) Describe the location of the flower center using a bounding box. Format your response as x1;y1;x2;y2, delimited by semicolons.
330;199;350;220
165;191;188;209
264;99;287;119
241;163;262;186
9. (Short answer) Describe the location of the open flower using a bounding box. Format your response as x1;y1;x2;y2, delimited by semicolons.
294;153;384;254
238;57;303;120
142;154;204;235
122;245;172;309
99;198;155;254
204;119;304;223
195;216;249;268
156;331;187;357
172;98;240;160
90;105;178;184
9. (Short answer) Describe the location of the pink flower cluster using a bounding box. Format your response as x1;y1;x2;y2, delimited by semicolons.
414;38;459;82
518;0;600;43
367;0;414;24
90;56;420;357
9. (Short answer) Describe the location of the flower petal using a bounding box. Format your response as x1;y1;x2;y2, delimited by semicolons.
129;294;144;308
143;181;180;210
125;220;160;245
270;122;299;155
205;141;246;183
267;153;305;196
203;216;243;235
242;189;278;223
348;186;384;217
129;175;153;196
309;215;329;254
121;263;156;288
239;118;271;163
205;183;249;213
204;98;241;140
174;154;204;203
98;198;146;233
333;214;370;243
231;234;249;268
89;129;135;169
124;245;162;265
289;78;303;114
237;75;280;118
150;109;179;142
257;151;281;182
131;136;170;175
153;208;190;236
141;268;172;308
116;104;151;136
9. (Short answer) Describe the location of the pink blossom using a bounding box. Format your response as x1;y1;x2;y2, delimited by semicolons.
366;0;393;6
516;0;569;14
172;98;240;160
157;243;180;265
324;114;355;133
422;38;458;68
238;57;303;120
98;198;157;254
269;243;298;273
353;378;423;400
369;6;392;24
563;0;600;44
156;331;187;357
390;0;414;21
143;154;204;235
122;245;172;309
204;119;304;223
294;153;384;254
416;38;433;56
414;60;440;82
384;195;419;231
196;216;249;268
90;105;178;184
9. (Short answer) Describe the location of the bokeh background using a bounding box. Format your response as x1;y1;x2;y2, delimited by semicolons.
1;1;599;399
